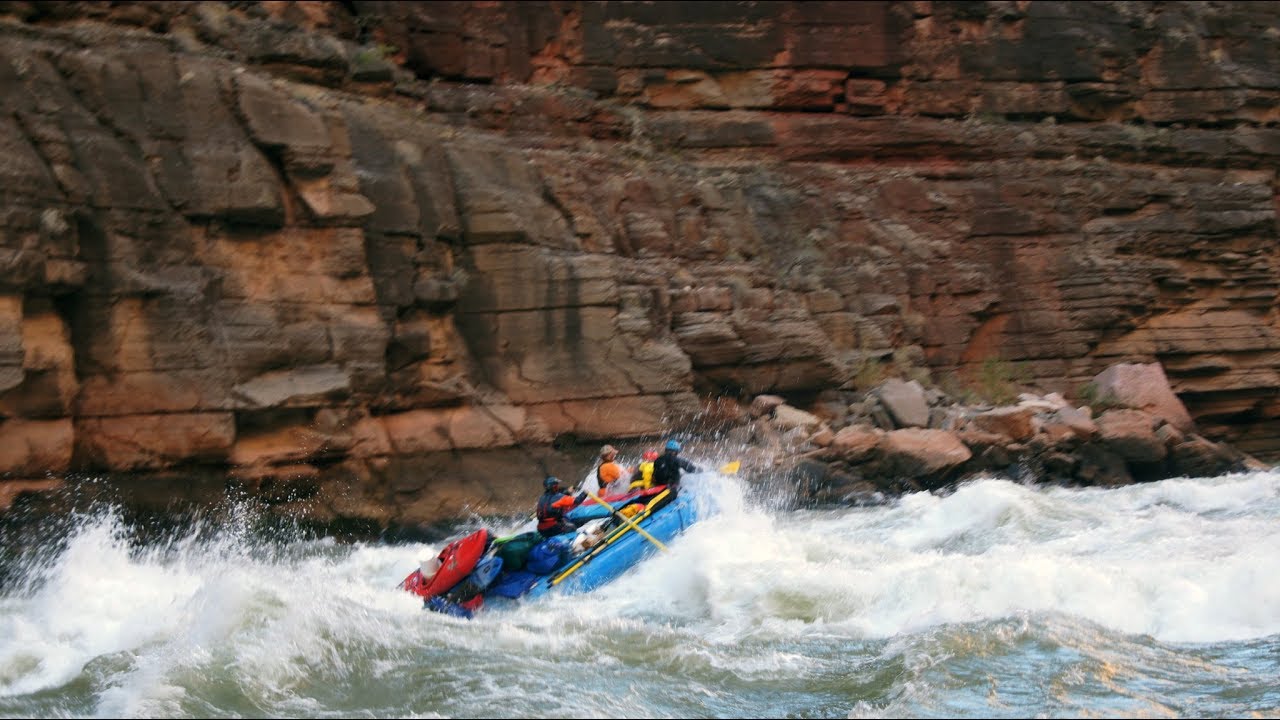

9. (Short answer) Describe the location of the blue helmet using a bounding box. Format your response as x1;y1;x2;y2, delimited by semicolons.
665;440;681;452
544;476;561;490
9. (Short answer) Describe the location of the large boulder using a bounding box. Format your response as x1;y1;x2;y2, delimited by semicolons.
1044;405;1098;442
874;378;930;428
970;406;1038;442
772;404;824;432
1169;435;1245;478
830;424;883;463
750;394;786;417
1091;363;1195;433
1096;409;1167;464
878;428;972;480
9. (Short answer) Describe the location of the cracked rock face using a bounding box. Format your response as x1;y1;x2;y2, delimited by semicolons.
1;1;1279;531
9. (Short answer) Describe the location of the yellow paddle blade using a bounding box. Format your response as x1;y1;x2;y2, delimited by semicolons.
719;460;740;475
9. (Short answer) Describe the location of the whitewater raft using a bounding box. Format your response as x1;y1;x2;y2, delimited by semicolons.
399;485;703;617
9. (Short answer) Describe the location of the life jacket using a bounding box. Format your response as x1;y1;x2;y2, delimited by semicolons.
536;490;570;532
629;461;655;490
596;461;624;492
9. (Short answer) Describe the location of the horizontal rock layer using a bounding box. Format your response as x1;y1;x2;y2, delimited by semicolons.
1;1;1278;529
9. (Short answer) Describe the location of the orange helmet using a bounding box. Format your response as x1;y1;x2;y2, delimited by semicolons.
642;450;658;461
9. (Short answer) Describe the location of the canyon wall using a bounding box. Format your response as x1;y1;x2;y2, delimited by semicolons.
1;1;1278;528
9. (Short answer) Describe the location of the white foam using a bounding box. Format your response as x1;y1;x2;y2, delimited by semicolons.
627;470;1280;645
2;466;1278;715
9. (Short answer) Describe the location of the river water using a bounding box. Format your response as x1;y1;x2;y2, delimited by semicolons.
1;467;1278;718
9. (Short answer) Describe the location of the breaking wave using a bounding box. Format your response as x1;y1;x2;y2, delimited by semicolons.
2;467;1278;717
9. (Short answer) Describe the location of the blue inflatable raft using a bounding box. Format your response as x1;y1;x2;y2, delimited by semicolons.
416;485;706;616
521;486;701;600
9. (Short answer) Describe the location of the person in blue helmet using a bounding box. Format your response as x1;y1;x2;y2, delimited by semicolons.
650;440;699;494
535;476;584;538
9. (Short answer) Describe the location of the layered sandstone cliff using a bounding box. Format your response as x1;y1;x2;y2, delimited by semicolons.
1;1;1277;529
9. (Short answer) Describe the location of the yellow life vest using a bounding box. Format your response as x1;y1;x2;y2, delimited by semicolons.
629;461;655;490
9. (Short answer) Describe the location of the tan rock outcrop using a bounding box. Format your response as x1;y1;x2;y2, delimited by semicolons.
77;413;236;471
0;419;73;476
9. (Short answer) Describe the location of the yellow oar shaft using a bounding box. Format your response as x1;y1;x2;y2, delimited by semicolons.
584;488;668;552
550;490;669;586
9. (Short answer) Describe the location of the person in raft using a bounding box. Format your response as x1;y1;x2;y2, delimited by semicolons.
628;450;659;491
651;440;699;494
536;476;584;538
595;444;628;496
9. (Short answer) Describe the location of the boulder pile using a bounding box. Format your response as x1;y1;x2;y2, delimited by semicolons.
726;363;1262;505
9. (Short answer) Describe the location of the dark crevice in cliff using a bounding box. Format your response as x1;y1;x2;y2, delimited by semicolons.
256;144;305;226
53;211;110;388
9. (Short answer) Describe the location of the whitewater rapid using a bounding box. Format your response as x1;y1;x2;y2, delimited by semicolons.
2;468;1278;718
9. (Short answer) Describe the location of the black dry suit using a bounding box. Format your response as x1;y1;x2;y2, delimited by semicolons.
651;451;699;493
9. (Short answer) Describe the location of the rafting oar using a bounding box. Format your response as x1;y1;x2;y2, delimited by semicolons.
583;487;668;552
719;460;740;474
